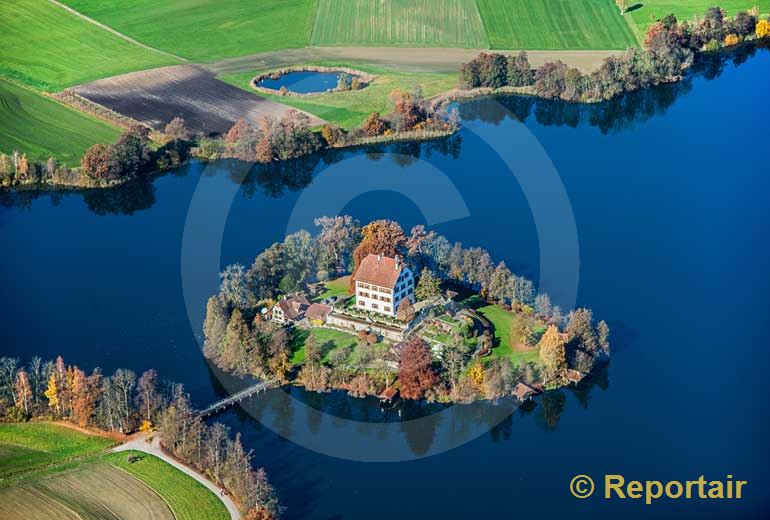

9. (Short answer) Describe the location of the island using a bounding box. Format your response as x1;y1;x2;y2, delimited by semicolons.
203;217;610;403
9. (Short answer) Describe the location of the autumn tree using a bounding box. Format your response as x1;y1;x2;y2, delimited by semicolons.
482;358;514;399
415;268;441;301
538;325;567;381
71;367;102;427
756;19;770;38
396;298;416;323
398;337;437;399
362;111;388;137
15;370;32;415
164;117;190;141
487;262;515;303
314;215;361;274
136;369;163;424
507;51;535;86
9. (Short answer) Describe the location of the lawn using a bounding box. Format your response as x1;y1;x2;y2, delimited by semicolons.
0;79;121;162
107;451;228;520
291;327;358;364
311;0;489;48
62;0;317;62
627;0;770;32
477;0;639;49
314;276;352;301
221;63;458;128
476;305;541;366
0;0;179;91
0;423;114;476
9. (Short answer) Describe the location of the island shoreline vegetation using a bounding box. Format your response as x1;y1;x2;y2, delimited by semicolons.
0;355;280;519
202;217;610;403
1;5;768;192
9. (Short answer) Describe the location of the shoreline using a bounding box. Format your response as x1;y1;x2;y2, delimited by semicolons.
3;40;765;194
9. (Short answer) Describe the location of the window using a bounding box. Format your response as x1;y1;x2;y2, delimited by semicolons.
363;284;370;289
382;288;392;294
381;296;391;303
359;291;370;298
357;282;364;288
384;306;391;313
371;303;378;310
358;300;365;307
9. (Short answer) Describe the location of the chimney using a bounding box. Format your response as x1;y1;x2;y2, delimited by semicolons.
377;253;382;263
395;254;400;271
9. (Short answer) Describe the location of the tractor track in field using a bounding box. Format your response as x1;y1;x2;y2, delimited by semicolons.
47;0;188;63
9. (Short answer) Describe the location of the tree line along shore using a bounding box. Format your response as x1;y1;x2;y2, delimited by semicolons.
2;5;767;191
0;355;280;519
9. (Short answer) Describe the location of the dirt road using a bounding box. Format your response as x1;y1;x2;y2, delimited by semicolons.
207;46;622;75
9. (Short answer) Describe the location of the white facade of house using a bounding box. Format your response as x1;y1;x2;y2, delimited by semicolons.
354;258;415;317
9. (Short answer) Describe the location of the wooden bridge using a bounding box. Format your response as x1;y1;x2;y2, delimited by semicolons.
199;378;278;418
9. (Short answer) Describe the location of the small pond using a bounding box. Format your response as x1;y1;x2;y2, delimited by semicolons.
257;70;358;94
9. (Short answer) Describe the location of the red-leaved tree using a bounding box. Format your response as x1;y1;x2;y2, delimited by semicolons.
398;337;437;400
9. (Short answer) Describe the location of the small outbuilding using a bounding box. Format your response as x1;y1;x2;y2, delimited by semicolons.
513;383;539;402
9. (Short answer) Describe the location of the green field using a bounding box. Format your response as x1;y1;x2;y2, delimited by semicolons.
314;276;352;301
311;0;489;48
221;63;458;128
477;0;639;49
0;423;114;476
62;0;317;62
627;1;770;32
107;452;228;520
0;79;120;162
477;305;541;366
291;327;358;364
0;0;178;90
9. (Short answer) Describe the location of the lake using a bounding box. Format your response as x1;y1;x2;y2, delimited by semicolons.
2;46;769;518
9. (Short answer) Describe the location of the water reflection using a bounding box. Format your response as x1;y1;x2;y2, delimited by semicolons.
206;365;610;458
460;42;767;133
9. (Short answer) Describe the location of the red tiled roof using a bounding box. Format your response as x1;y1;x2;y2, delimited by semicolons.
354;254;402;288
306;303;332;320
278;295;309;320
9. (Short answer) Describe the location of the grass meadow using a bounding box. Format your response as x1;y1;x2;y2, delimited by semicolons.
291;327;359;364
477;0;639;49
221;63;458;129
0;79;120;162
627;0;770;32
107;451;228;520
0;0;178;90
0;423;113;476
62;0;317;61
311;0;489;48
476;305;542;367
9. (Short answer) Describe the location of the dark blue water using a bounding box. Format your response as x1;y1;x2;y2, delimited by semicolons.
257;71;351;93
2;46;769;518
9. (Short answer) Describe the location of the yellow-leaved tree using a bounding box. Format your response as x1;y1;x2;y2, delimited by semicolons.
44;373;60;415
538;325;567;382
468;361;484;387
756;19;770;39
